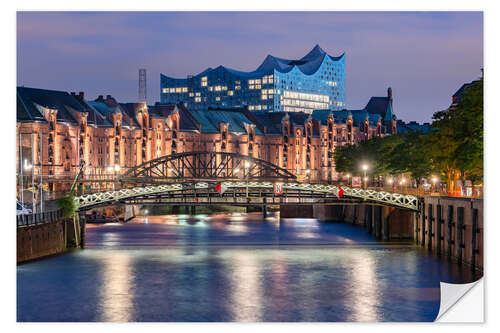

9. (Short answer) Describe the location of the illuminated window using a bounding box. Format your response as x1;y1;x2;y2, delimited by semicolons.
262;77;268;84
215;86;222;91
235;80;240;84
175;87;182;93
162;88;168;93
201;76;208;87
228;91;234;96
189;92;194;97
216;97;220;101
195;97;201;102
255;79;261;84
182;87;188;93
209;87;213;91
249;80;255;84
195;92;201;96
249;105;255;110
249;85;254;89
255;105;262;110
169;88;175;93
262;95;267;100
255;84;261;89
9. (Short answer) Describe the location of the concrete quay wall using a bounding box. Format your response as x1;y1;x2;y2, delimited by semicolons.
415;196;483;271
17;217;83;264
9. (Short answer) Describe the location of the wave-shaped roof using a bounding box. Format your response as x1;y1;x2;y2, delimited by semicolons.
162;45;344;80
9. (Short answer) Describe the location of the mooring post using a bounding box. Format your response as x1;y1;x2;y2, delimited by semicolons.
436;204;442;255
421;202;426;247
457;206;464;264
427;204;433;250
80;213;86;249
447;205;454;258
471;208;479;271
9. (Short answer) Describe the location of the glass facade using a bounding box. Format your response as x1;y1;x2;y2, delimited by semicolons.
160;45;345;113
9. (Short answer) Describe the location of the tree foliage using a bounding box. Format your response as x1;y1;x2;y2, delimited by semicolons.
56;193;77;218
334;78;483;191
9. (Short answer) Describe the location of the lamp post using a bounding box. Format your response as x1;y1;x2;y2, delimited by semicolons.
431;175;438;192
346;173;351;187
387;177;394;190
114;164;120;190
305;169;311;183
245;161;250;198
400;177;406;192
362;164;369;189
107;166;113;190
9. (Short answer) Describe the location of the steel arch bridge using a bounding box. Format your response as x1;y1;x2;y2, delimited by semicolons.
74;152;419;211
119;151;296;184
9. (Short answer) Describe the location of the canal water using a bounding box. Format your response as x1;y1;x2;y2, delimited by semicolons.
17;212;480;322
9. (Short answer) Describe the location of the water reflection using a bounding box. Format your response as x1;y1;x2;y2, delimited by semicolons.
17;213;482;322
99;251;134;322
347;251;379;322
229;251;262;322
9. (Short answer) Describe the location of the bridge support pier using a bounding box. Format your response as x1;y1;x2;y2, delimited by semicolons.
382;206;390;241
374;206;382;240
365;205;373;234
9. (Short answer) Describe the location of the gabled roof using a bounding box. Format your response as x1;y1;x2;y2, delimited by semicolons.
81;100;113;128
162;45;344;81
174;103;202;132
332;110;352;123
17;86;87;124
350;110;369;124
251;112;288;135
364;96;395;121
186;108;262;135
311;109;333;125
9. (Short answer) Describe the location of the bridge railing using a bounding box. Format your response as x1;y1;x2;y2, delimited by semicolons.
16;209;63;228
74;181;421;211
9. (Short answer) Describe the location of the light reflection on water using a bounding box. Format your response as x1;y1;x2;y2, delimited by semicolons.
17;212;481;322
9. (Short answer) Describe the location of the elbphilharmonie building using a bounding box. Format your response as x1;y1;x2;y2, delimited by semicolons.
160;45;345;113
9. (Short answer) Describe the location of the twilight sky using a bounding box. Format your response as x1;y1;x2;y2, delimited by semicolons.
17;11;483;122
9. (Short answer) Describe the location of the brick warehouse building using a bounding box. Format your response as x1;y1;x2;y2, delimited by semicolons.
16;86;397;196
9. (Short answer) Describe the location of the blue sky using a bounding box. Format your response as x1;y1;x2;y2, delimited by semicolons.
17;11;483;122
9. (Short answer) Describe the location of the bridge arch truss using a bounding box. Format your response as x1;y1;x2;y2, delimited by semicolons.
120;151;296;184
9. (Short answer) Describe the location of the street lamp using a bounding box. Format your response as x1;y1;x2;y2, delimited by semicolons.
431;175;438;192
361;163;369;188
244;161;251;198
346;173;351;186
24;159;32;171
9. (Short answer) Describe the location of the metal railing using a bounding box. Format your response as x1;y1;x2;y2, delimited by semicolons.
75;181;421;211
16;209;63;228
